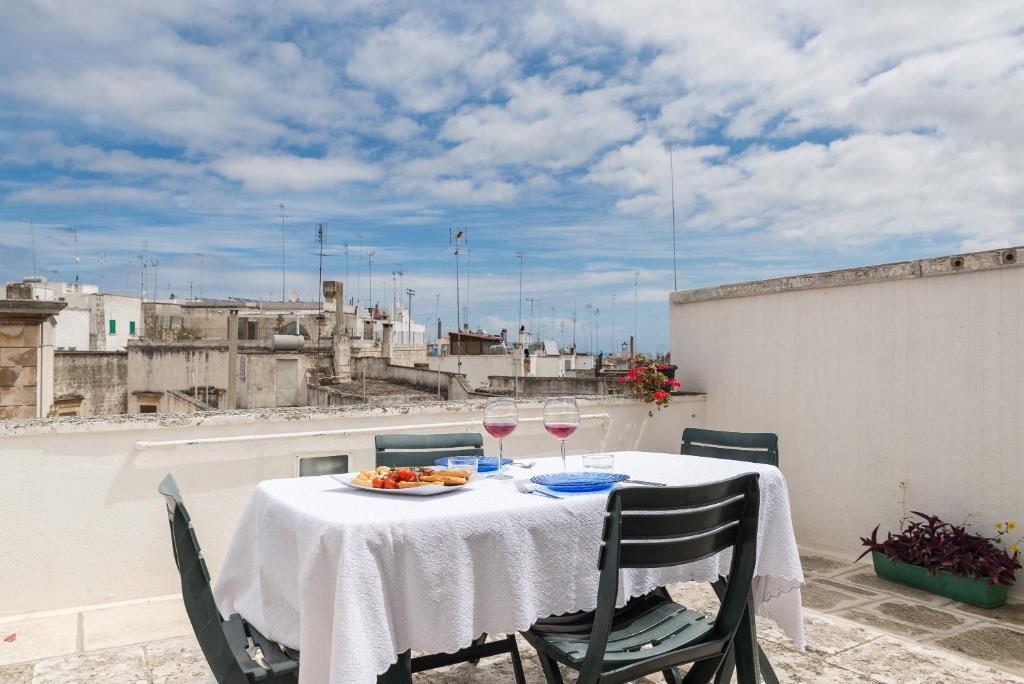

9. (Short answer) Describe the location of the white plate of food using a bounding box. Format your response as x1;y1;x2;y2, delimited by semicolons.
332;466;474;496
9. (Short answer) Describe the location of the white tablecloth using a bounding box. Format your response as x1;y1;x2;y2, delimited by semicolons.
215;451;805;684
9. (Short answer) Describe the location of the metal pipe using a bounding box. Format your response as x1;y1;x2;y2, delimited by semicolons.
134;413;612;450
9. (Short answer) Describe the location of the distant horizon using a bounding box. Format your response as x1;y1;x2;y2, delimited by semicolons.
2;2;1022;355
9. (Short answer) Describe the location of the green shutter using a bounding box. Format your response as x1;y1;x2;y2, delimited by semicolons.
109;319;116;335
129;321;136;335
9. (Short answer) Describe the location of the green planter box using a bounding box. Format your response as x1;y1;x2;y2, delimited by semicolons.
871;551;1010;609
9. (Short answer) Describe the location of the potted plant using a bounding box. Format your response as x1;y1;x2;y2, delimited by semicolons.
858;512;1021;608
617;354;681;411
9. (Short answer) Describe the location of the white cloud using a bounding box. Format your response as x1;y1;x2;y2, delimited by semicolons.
214;154;381;192
8;186;170;205
346;17;514;113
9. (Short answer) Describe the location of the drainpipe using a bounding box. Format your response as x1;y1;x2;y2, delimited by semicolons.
227;308;238;409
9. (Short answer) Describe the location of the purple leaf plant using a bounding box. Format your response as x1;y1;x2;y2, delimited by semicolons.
858;511;1021;585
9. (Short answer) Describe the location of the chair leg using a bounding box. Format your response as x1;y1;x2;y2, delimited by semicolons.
758;647;780;684
505;635;527;684
469;632;488;665
376;650;412;684
538;653;565;684
663;665;684;683
714;645;736;684
681;657;721;684
733;601;761;684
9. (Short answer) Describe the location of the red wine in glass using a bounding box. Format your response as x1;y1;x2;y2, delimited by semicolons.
484;422;517;439
483;398;518;479
543;397;580;471
544;423;577;440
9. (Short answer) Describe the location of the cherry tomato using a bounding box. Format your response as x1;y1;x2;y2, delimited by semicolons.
395;468;417;482
382;478;399;489
421;467;434;476
371;477;384;489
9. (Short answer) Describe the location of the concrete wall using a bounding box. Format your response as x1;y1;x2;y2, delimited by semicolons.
0;396;705;616
54;352;128;416
487;374;622;396
354;356;470;399
669;247;1024;599
128;342;321;412
54;308;91;351
427;354;520;388
86;294;142;351
388;342;427;367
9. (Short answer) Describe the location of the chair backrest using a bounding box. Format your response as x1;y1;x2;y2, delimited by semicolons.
374;433;484;468
584;475;761;676
681;427;779;467
158;475;248;684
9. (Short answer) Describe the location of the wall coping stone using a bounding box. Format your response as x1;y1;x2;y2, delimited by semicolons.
670;246;1022;305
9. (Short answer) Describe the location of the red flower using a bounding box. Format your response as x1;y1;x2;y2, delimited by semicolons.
670;379;681;388
653;390;669;401
658;364;668;370
616;377;624;384
625;368;639;379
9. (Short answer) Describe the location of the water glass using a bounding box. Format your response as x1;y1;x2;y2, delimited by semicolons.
582;453;614;470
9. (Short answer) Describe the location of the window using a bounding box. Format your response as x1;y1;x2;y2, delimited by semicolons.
129;321;136;335
139;405;157;413
108;319;116;335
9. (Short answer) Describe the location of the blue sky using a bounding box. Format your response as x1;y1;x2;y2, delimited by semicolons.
2;1;1023;354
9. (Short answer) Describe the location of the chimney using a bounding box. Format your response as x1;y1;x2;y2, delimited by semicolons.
381;322;393;361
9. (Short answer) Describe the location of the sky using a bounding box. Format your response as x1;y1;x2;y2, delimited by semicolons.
1;1;1023;354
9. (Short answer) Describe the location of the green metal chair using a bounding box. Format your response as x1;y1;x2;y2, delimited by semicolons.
374;432;484;468
680;428;778;467
372;432;526;684
681;428;780;684
522;474;763;684
158;475;299;683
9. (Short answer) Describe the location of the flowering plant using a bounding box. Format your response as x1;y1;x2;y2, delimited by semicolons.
858;512;1021;585
616;354;680;409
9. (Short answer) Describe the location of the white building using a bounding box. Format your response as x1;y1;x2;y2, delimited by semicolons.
4;277;142;351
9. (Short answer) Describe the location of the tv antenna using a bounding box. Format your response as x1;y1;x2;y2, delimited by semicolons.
97;252;106;292
668;143;678;291
526;297;541;339
278;203;292;301
405;288;416;342
149;259;159;300
62;226;81;284
24;219;37;277
516;251;524;343
367;249;376;307
193;253;205;299
449;228;468;372
355;232;364;306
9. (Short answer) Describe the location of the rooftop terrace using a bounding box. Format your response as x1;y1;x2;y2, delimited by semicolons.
1;246;1022;682
2;554;1022;682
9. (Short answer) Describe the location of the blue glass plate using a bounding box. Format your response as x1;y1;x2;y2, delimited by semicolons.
530;472;629;492
434;457;506;472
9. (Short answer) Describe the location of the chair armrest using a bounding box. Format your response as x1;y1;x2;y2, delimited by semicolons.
246;622;300;676
222;614;268;682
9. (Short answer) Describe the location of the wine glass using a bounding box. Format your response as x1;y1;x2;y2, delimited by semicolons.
543;397;579;471
483;397;518;480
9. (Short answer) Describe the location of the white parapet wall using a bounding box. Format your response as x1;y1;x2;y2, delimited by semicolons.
0;395;705;617
670;247;1024;599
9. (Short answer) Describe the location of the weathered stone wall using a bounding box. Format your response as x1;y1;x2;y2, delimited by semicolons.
54;352;128;416
0;324;39;420
486;374;622;396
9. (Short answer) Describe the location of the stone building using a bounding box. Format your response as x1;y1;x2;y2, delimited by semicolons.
0;299;65;419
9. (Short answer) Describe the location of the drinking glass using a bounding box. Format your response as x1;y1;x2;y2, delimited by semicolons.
483;397;518;480
543;397;580;471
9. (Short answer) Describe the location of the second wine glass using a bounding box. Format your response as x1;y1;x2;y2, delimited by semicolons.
543;396;579;471
483;397;518;480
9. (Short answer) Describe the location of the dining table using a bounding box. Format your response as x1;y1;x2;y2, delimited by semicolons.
214;450;806;684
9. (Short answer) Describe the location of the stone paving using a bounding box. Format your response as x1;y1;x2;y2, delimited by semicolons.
1;552;1022;683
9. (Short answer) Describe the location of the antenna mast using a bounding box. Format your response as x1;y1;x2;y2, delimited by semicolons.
668;143;678;291
278;203;291;301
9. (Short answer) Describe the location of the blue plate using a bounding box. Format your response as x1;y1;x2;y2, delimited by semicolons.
434;457;506;472
530;472;629;492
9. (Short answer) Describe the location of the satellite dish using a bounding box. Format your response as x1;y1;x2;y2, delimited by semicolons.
287;290;300;303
